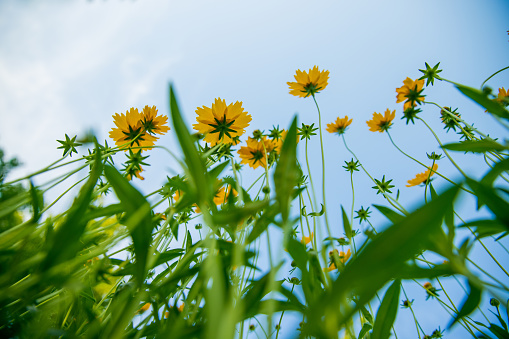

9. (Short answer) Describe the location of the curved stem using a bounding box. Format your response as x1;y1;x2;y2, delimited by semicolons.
481;66;509;89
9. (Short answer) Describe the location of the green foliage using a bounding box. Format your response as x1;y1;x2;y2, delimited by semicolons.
1;64;509;339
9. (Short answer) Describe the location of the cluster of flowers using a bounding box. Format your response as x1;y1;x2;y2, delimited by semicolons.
108;67;508;186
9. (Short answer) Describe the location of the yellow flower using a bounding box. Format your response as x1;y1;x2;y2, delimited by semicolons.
327;249;351;271
496;87;509;104
109;107;159;150
300;232;313;245
138;302;151;313
396;77;425;110
194;184;237;213
173;190;182;202
213;185;237;206
193;98;251;145
406;164;438;187
366;109;396;133
287;66;329;98
237;137;276;169
326;116;353;135
141;105;170;135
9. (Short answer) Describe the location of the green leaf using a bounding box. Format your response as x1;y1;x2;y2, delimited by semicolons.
449;280;482;328
481;157;509;187
104;165;154;285
29;180;41;223
212;200;268;227
467;178;509;226
488;323;509;339
305;186;459;338
0;191;30;220
246;205;277;244
456;84;509;120
41;145;102;273
371;279;401;339
186;230;192;251
240;267;283;320
461;219;509;238
360;306;373;324
83;203;123;221
286;237;315;303
429;182;438;201
169;84;213;212
303;203;324;217
373;204;404;223
342;205;352;239
274;116;298;224
442;139;507;153
358;323;373;339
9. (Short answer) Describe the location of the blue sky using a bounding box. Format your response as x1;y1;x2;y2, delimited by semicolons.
1;0;508;337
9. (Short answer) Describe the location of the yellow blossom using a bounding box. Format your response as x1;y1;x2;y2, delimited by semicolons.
496;87;508;104
138;302;151;313
141;105;170;135
193;98;251;145
327;249;352;271
301;232;313;245
366;109;396;133
406;164;438;187
287;66;329;98
126;165;145;181
109;105;169;150
237;137;276;169
326;116;353;135
396;77;425;110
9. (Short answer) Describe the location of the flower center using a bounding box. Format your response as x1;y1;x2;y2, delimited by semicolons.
122;124;146;146
250;150;264;164
208;113;236;140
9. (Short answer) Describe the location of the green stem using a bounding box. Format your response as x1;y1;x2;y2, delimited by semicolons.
480;66;509;89
341;135;408;215
312;94;333;240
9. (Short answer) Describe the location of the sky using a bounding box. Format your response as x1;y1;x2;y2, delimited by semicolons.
1;0;508;338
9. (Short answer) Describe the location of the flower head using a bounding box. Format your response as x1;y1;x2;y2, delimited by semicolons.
343;159;359;173
496;87;509;106
141;105;170;135
300;232;313;245
418;62;443;86
193;98;251;145
124;165;145;181
109;108;158;149
237;137;276;169
297;123;318;140
440;106;461;131
326;116;352;135
401;106;422;125
401;299;414;308
287;66;329;98
327;248;351;271
366;109;396;133
354;206;371;223
57;134;82;157
213;184;237;206
396;77;425;110
372;175;395;194
406;164;438;187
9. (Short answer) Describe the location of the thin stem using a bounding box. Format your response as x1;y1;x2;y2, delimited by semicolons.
481;66;509;89
312;94;332;240
341;135;408;215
